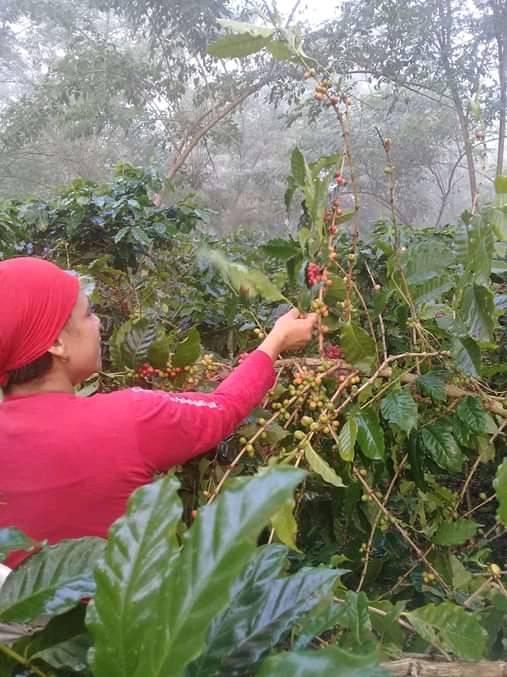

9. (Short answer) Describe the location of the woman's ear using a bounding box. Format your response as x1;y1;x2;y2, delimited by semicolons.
47;336;68;360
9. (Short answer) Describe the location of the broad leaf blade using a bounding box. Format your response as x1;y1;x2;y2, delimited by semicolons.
304;443;344;487
406;602;487;660
340;323;376;373
420;422;464;472
416;371;448;402
338;418;357;463
146;467;305;677
32;634;91;672
460;284;496;342
270;499;299;551
451;337;481;377
187;561;339;676
257;647;388;677
208;33;270;58
380;389;418;434
456;396;488;435
0;538;104;623
86;475;183;677
355;409;385;461
433;519;478;546
173;327;201;367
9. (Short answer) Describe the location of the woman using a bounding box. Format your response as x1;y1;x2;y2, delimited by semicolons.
0;257;317;568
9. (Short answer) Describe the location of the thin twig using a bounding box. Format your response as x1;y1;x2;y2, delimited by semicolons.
357;454;408;592
353;470;450;592
0;643;49;677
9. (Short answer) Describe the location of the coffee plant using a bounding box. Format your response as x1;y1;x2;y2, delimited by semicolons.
1;20;506;676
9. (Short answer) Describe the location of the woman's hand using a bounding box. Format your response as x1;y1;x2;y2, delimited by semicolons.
258;308;318;361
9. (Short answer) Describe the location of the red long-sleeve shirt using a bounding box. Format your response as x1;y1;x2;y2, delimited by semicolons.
0;350;275;568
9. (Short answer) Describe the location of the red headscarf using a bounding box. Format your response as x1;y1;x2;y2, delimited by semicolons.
0;257;80;386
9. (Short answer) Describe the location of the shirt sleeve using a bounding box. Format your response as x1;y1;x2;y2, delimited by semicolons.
130;350;276;472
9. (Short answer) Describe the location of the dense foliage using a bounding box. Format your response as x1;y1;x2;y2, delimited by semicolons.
1;17;507;677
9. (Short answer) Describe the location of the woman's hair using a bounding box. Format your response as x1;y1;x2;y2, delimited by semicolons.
6;353;53;389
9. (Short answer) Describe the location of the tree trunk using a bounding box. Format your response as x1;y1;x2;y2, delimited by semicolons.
436;0;478;204
494;2;506;176
385;658;507;676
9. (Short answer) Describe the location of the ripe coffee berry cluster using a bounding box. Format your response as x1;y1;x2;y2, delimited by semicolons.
323;343;343;360
306;262;324;287
137;363;184;379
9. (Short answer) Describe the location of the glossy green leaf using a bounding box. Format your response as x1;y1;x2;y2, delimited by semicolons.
340;322;377;373
202;248;284;302
247;269;286;302
380;388;418;434
416;371;448;402
460;284;496;342
257;647;388;677
336;591;372;647
144;468;305;677
293;602;346;650
131;226;151;247
266;40;293;61
309;153;341;175
404;241;454;286
494;458;507;526
270;499;299;551
0;538;104;623
147;330;172;369
451;337;481;377
338;418;358;462
368;601;405;648
420;422;464;472
411;274;454;305
208;33;271;58
86;475;183;677
173;327;201;367
291;147;307;187
406;602;487;660
0;528;38;562
456;396;488;434
187;556;339;676
433;519;478;546
261;238;300;261
355;409;385;461
32;634;91;672
124;318;157;368
304;442;345;487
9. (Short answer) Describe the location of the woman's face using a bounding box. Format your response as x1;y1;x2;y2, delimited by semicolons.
60;292;102;384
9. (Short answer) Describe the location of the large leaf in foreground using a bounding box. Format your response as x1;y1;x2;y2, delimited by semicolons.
144;467;305;677
187;547;339;676
86;475;182;677
0;538;104;623
406;602;487;660
32;634;91;673
257;647;388;677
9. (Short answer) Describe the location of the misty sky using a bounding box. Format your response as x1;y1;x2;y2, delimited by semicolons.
276;0;337;24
